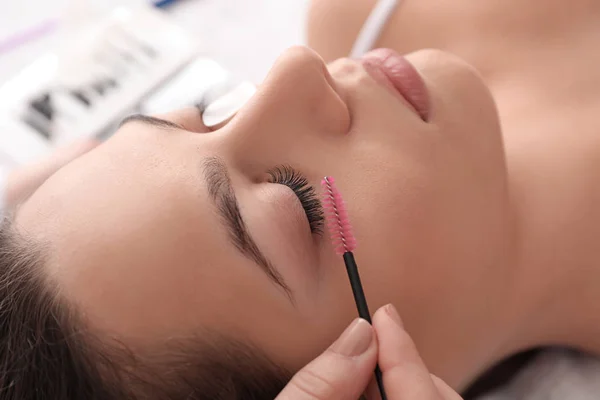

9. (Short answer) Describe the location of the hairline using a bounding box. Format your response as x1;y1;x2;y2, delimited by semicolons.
0;217;293;399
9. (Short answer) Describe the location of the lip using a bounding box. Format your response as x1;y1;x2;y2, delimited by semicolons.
360;48;430;121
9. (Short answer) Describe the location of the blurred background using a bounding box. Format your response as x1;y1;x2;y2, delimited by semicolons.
0;0;309;169
1;0;309;84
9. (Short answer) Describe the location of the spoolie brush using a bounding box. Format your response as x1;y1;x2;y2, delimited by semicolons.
321;176;387;400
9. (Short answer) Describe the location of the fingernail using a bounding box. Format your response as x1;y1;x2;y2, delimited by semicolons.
385;304;404;328
331;318;373;356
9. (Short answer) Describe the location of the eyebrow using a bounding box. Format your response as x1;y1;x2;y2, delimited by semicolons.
119;114;184;130
202;157;294;301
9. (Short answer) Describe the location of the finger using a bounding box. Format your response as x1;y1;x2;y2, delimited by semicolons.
277;318;377;400
373;304;439;400
431;375;463;400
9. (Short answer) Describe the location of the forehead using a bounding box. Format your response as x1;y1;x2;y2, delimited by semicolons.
11;125;314;360
14;129;233;335
11;121;337;370
16;126;203;243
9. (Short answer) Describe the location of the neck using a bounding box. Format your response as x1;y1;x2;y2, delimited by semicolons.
497;102;600;359
455;54;600;387
476;3;600;356
510;196;600;354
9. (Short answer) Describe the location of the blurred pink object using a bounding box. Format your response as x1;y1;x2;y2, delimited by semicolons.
0;19;59;56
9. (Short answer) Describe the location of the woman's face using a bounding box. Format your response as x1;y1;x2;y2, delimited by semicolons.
16;47;512;379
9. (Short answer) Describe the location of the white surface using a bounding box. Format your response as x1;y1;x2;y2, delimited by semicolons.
0;5;205;163
140;57;230;114
202;81;257;127
0;0;310;85
168;0;310;83
0;0;309;164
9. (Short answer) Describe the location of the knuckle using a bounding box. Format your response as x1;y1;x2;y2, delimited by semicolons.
290;367;339;400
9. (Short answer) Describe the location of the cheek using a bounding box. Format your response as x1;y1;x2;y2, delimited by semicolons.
255;287;359;372
321;126;511;327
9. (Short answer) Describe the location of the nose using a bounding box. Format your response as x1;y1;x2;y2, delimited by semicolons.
218;46;350;172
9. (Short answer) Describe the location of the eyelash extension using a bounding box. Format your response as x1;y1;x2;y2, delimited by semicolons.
268;166;324;235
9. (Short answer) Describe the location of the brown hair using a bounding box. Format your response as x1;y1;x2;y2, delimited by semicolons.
0;219;291;399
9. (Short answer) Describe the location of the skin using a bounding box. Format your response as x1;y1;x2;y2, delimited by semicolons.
12;0;600;392
4;139;98;208
279;305;462;400
308;0;600;381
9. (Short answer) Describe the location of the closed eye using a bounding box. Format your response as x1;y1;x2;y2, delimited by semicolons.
267;166;324;235
202;157;295;303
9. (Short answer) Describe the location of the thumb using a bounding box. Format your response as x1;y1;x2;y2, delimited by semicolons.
277;318;377;400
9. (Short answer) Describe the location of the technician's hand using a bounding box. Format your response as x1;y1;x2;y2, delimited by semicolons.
276;304;463;400
5;138;99;208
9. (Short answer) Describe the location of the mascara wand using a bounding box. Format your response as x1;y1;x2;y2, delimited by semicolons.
321;176;387;400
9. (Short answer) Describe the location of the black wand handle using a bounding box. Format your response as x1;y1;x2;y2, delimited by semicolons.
343;252;387;400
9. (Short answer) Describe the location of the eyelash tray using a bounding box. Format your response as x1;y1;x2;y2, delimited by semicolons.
0;4;256;166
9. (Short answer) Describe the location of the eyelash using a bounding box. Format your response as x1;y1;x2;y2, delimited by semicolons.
268;166;324;235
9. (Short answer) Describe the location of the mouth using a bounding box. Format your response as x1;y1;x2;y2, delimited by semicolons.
360;48;430;121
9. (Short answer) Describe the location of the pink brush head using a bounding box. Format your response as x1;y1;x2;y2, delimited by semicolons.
321;176;357;255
